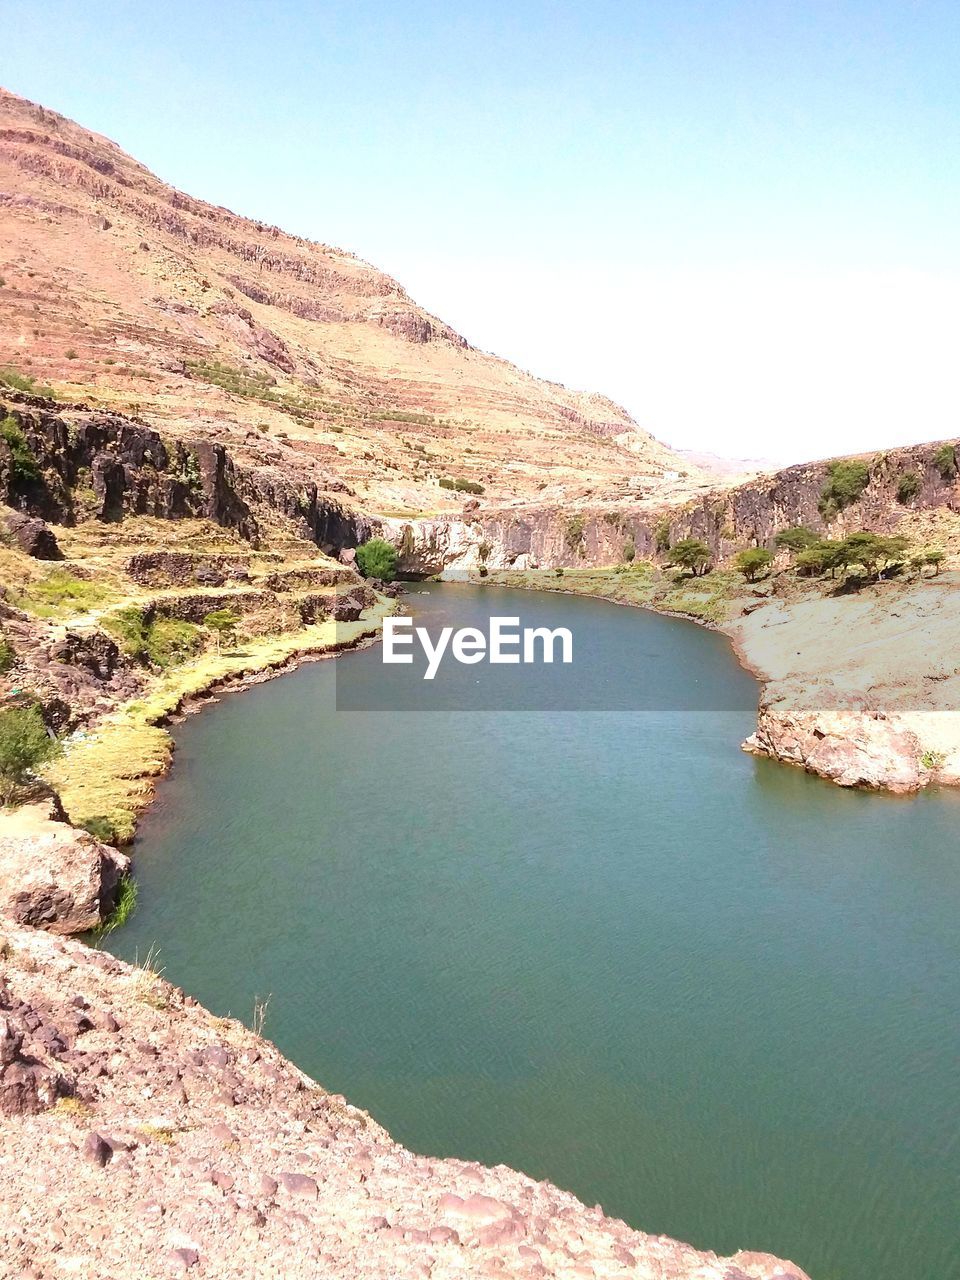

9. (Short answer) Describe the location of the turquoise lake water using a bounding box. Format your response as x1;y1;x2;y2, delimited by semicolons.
109;584;960;1280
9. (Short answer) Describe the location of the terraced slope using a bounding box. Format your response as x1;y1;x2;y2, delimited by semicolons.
0;86;705;519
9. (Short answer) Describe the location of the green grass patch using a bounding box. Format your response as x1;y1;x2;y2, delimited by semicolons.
92;872;137;937
14;570;109;618
0;366;54;398
143;619;203;669
78;814;121;844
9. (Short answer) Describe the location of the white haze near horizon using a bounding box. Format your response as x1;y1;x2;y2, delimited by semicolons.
383;254;960;468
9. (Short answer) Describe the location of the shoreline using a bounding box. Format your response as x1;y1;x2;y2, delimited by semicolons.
0;582;814;1279
468;568;960;795
44;603;394;846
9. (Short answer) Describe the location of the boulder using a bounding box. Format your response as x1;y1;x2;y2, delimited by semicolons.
0;804;130;934
745;685;922;793
5;512;60;560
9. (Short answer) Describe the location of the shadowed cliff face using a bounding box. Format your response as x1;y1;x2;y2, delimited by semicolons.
0;394;369;553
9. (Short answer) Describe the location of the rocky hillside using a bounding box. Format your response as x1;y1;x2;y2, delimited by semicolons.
0;86;706;519
0;916;808;1280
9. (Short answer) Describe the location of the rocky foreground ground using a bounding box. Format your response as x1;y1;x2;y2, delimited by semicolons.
0;922;809;1280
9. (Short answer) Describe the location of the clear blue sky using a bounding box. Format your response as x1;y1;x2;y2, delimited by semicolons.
5;1;960;461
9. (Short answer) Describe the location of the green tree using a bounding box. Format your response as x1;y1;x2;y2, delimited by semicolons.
896;471;921;504
0;414;40;485
818;459;870;520
355;538;398;581
734;547;773;582
794;540;843;577
669;538;711;577
654;517;671;553
933;444;957;481
924;547;945;575
204;607;242;654
0;706;60;805
622;538;636;563
839;531;884;577
774;526;818;554
834;532;910;581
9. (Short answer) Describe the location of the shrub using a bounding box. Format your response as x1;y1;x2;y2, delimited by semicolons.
896;471;921;504
774;526;818;554
65;348;78;360
355;538;398;581
734;547;773;581
669;538;711;576
654;517;671;553
180;450;203;492
933;444;957;481
439;476;485;495
0;367;54;398
818;459;870;520
103;607;149;659
144;619;202;669
920;749;946;770
0;631;14;673
203;607;242;652
0;706;60;804
564;514;586;553
0;414;40;484
622;538;636;563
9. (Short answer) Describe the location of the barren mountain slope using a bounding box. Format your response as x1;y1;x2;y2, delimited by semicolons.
0;86;705;518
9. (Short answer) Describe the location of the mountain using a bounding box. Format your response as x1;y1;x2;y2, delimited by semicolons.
0;86;705;519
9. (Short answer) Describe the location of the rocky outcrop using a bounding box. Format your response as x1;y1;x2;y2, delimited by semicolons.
0;984;70;1115
0;804;129;933
4;510;60;558
0;608;144;730
384;437;960;576
0;395;368;554
126;550;253;588
745;687;923;793
0;922;810;1279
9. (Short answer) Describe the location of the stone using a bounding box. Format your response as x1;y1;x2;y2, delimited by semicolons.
82;1132;113;1167
4;512;60;560
166;1247;199;1271
0;806;130;935
278;1172;318;1199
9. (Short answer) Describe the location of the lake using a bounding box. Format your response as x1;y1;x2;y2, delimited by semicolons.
108;583;960;1280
